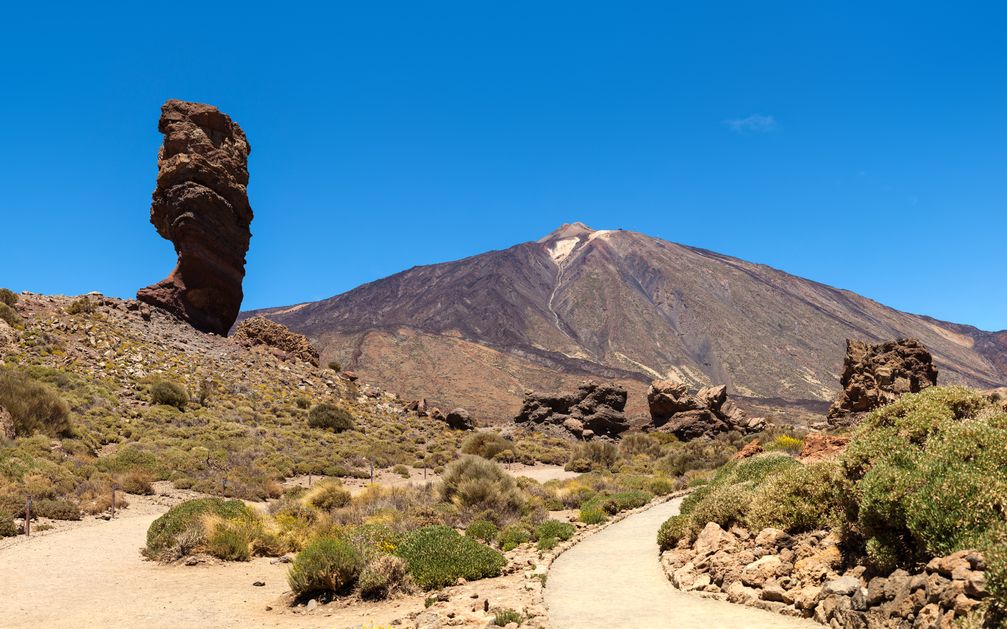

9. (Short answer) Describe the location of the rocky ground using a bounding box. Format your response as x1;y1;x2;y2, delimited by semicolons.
662;522;989;628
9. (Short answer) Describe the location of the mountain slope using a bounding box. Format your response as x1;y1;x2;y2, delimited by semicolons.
247;223;1007;422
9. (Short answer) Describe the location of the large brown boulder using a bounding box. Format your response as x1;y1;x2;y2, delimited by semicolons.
137;100;253;336
231;317;319;366
827;338;938;426
514;381;629;439
647;379;765;440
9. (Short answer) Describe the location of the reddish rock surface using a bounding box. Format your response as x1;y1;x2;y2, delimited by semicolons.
827;338;938;426
231;317;318;366
137;100;253;336
798;434;850;462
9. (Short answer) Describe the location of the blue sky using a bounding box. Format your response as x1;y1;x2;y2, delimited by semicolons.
0;2;1004;330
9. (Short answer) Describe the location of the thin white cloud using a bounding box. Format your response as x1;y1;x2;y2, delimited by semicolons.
723;113;777;133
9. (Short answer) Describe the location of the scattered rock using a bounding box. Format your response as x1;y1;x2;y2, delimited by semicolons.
731;439;763;460
231;317;319;365
513;381;629;439
252;581;265;587
442;408;476;431
828;338;938;426
137;99;253;336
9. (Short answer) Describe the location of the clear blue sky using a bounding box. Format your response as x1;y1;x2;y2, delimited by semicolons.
1;2;1004;330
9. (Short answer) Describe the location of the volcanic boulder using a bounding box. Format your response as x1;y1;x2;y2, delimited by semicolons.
827;338;938;426
231;317;319;366
514;381;630;439
443;408;476;431
137;100;253;336
647;379;765;440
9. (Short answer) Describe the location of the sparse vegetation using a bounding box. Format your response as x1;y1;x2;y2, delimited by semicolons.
288;536;364;597
0;366;72;437
461;431;513;460
0;303;19;327
439;456;523;521
144;498;258;561
65;296;96;315
0;288;17;307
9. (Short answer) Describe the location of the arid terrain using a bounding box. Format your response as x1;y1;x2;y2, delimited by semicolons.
247;223;1007;422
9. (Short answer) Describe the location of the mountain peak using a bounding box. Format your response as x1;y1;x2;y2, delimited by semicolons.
537;222;595;243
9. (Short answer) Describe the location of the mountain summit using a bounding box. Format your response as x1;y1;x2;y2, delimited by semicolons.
246;225;1007;421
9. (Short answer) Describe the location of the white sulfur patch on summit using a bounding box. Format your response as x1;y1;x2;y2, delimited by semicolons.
587;230;614;242
549;237;580;263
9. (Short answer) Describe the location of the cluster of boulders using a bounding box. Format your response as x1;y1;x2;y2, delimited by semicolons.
513;381;630;439
403;399;476;431
137;99;254;336
646;379;765;440
662;522;989;628
827;338;938;427
231;317;319;366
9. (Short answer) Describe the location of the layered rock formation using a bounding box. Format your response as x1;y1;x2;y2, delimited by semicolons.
231;317;319;366
138;100;253;336
513;381;630;439
827;339;938;426
647;379;765;440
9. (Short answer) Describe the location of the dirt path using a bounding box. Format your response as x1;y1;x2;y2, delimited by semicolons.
545;497;819;629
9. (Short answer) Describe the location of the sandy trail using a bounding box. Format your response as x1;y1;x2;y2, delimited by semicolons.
545;497;819;629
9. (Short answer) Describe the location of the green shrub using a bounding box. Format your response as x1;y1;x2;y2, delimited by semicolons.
497;524;531;551
307;404;354;432
465;520;499;544
0;288;17;307
150;380;188;410
288;537;364;597
439;456;523;519
394;525;506;589
619;433;661;458
144;498;255;561
745;461;854;534
327;361;342;372
31;498;81;521
461;431;513;460
0;303;19;327
535;519;575;550
206;517;258;561
610;490;652;511
358;554;410;600
648;477;677;496
657;514;691;551
579;501;607;524
0;367;71;437
658;437;738;476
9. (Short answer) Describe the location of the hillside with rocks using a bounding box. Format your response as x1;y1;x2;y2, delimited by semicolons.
246;223;1007;422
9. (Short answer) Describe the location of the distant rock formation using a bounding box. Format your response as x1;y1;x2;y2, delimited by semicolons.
827;338;938;426
444;408;476;431
231;317;318;366
647;379;765;440
514;381;630;439
137;100;253;336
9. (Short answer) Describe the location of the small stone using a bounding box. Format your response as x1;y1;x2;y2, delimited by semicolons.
305;599;318;611
823;575;862;597
252;581;265;587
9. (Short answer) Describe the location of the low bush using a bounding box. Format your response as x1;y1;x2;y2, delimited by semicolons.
31;497;81;521
565;441;619;472
461;431;513;460
205;515;259;561
65;296;96;315
439;456;523;521
150;380;188;410
497;524;531;551
0;288;17;307
394;525;506;589
144;498;256;561
745;461;853;534
657;515;691;551
619;433;662;458
307;404;354;433
465;520;499;544
0;367;71;437
288;537;364;597
0;303;19;327
303;480;351;511
0;511;16;537
494;609;524;626
358;554;411;600
535;519;575;550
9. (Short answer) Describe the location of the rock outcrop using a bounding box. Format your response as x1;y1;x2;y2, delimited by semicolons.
647;379;765;440
827;338;938;426
662;523;988;627
514;381;630;439
231;317;319;366
443;408;476;431
137;100;253;336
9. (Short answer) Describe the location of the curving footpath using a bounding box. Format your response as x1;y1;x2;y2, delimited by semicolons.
545;497;819;629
